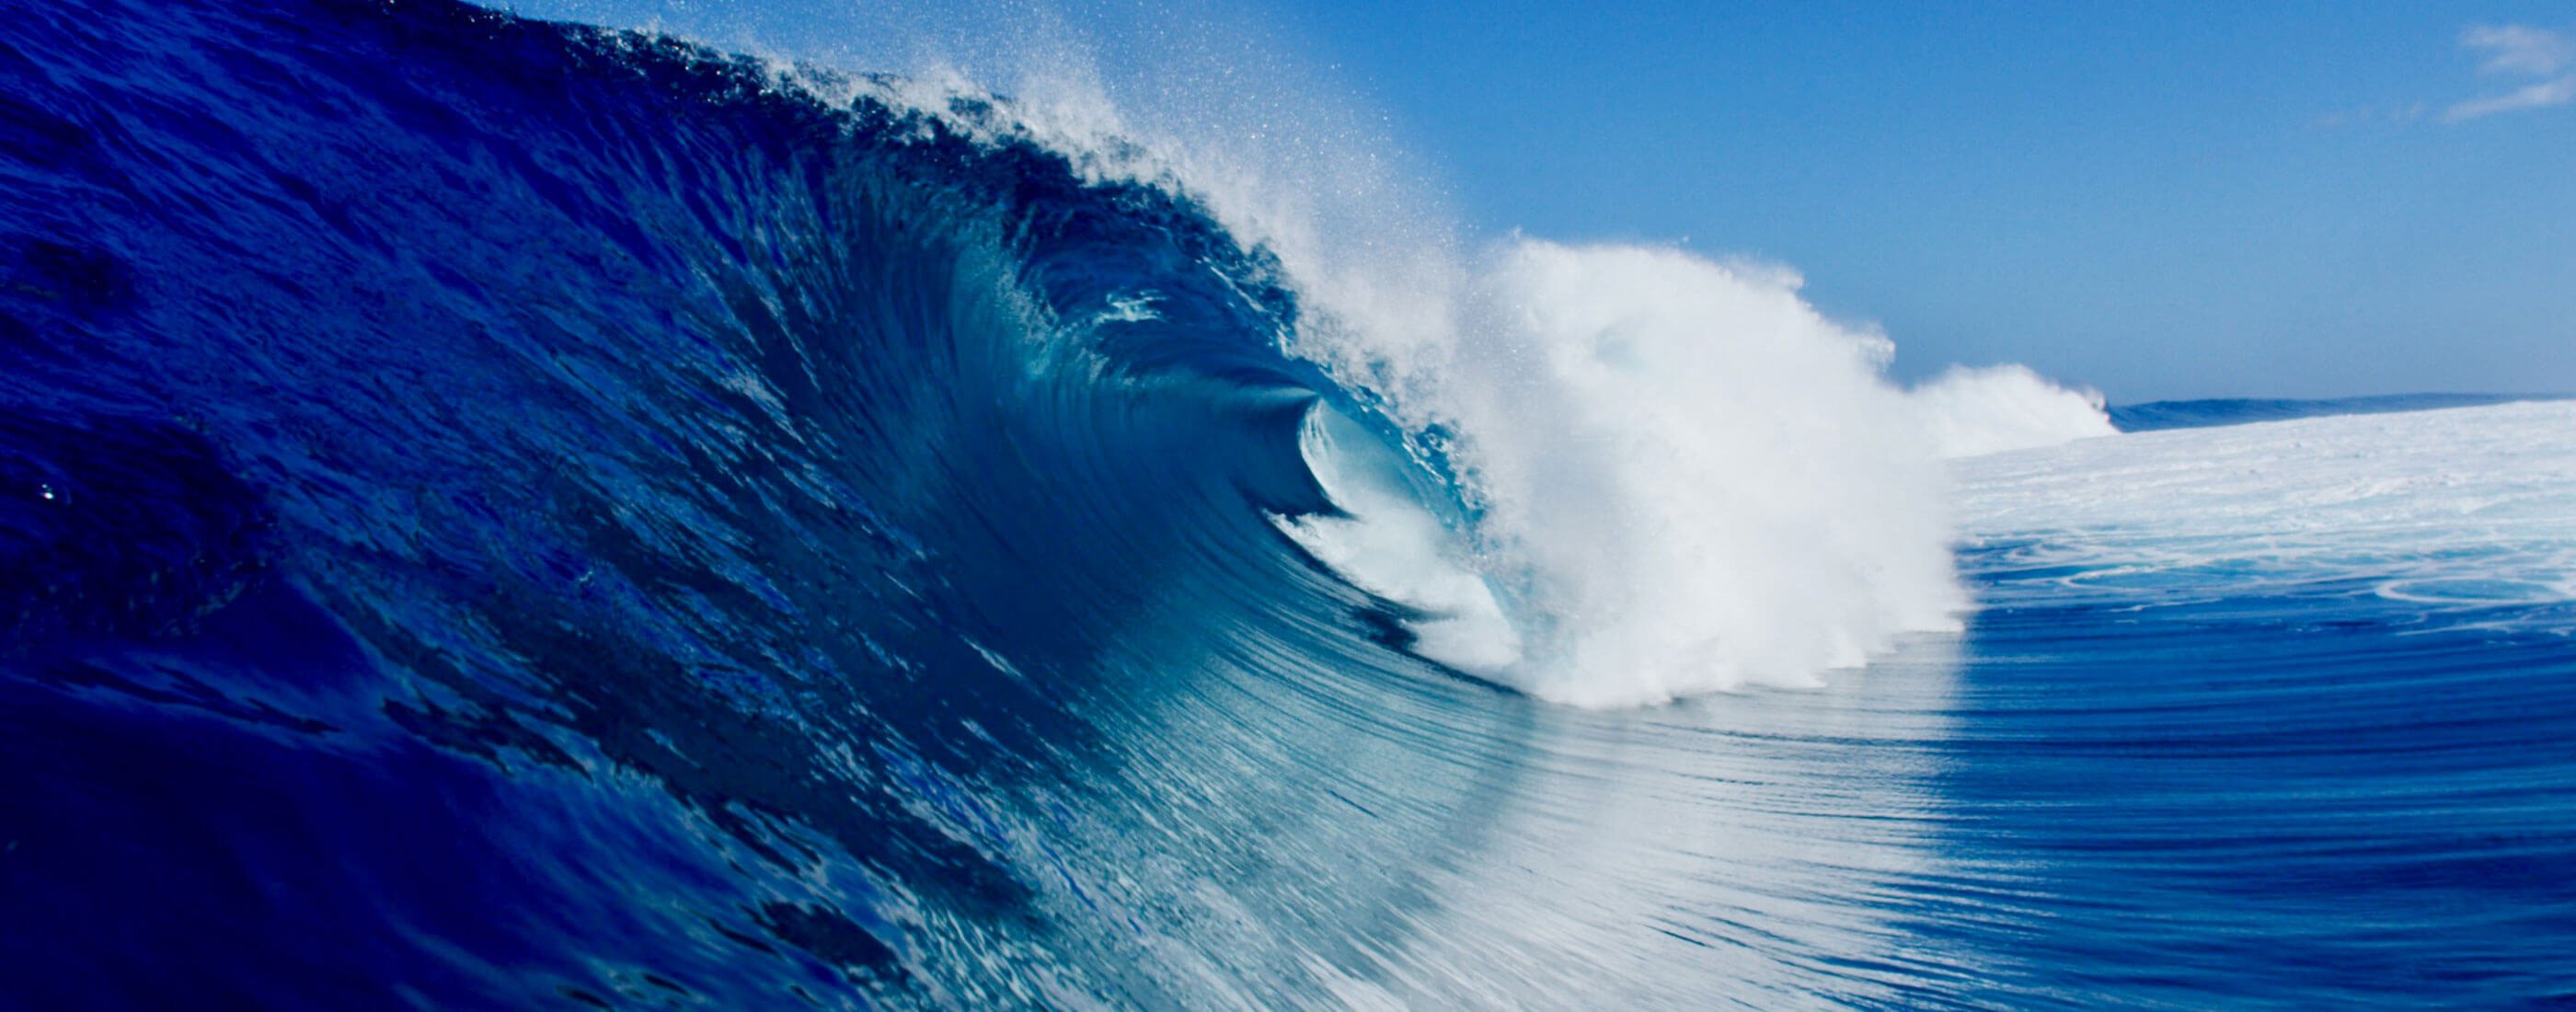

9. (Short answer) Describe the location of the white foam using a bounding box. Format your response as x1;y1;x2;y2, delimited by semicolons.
1908;363;2116;458
1266;240;2131;705
1953;400;2576;614
1424;242;1972;705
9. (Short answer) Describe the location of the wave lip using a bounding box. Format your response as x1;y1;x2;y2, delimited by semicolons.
1273;403;1524;673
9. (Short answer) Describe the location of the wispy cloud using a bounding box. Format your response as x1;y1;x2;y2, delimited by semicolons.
2445;23;2575;121
2445;75;2576;121
2461;24;2574;77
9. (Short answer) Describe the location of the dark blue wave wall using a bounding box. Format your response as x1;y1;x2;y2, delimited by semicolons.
0;1;1473;1006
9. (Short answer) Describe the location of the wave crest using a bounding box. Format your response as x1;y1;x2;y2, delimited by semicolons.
1910;362;2116;458
1418;241;1968;704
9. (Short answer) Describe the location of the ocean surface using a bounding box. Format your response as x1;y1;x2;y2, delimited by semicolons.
2107;393;2573;432
4;1;2571;1008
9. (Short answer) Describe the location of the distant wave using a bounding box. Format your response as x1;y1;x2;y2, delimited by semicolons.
2109;392;2574;431
1908;363;2116;458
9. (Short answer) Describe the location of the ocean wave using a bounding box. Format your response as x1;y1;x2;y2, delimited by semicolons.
9;1;2565;1007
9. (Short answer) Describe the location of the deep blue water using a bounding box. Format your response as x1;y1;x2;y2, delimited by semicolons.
5;1;2572;1007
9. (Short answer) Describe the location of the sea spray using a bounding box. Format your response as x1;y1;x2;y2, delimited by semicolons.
1910;363;2117;458
1439;241;1970;704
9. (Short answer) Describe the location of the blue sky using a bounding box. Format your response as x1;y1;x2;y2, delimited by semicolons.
1260;2;2575;400
517;1;2573;401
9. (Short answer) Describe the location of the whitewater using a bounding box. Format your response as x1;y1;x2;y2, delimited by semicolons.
2;0;2570;1008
